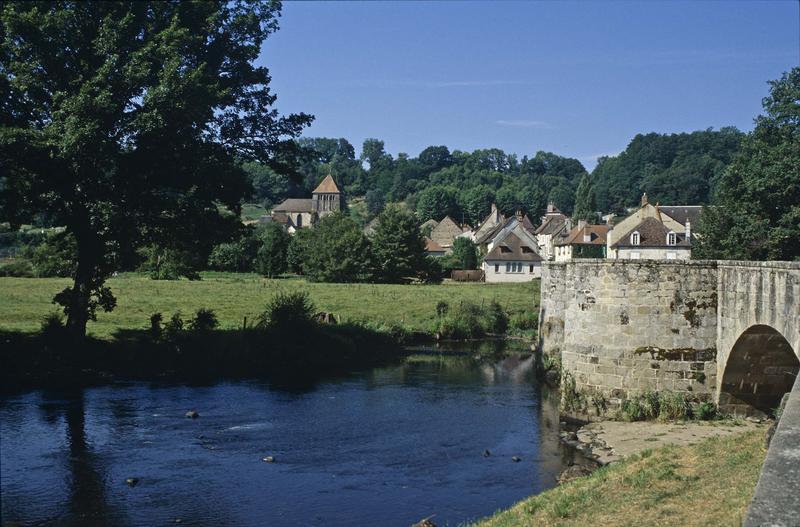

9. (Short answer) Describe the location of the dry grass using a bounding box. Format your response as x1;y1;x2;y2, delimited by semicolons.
476;429;766;527
0;273;539;339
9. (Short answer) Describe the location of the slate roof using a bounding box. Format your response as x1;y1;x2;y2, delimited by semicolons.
475;213;537;245
273;198;313;213
312;174;341;194
659;206;702;227
484;232;543;262
535;214;568;236
556;224;610;246
611;217;692;249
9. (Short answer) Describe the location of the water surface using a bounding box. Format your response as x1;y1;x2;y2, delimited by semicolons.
1;349;577;526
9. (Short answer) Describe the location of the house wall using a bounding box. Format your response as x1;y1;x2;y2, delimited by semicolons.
483;260;542;282
606;204;685;249
610;247;691;260
554;245;573;262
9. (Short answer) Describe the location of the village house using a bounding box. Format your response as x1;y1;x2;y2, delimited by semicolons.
554;220;610;261
534;202;571;260
474;209;538;253
270;175;343;232
482;232;543;282
426;216;470;254
606;193;697;260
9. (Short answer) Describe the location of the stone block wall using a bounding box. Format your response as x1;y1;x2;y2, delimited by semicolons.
540;260;719;404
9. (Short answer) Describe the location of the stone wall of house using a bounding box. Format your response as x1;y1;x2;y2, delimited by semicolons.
540;260;719;404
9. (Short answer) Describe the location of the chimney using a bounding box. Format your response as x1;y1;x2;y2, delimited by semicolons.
685;220;691;241
547;201;555;213
577;219;587;230
491;203;497;213
515;209;524;222
641;192;648;207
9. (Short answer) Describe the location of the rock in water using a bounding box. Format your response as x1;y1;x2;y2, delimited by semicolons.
512;456;521;462
483;449;491;457
411;519;437;527
262;456;276;463
125;478;139;487
185;410;199;419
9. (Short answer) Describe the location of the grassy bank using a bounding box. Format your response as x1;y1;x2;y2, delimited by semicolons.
0;273;539;339
476;429;766;527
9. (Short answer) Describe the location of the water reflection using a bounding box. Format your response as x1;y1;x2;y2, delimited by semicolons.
2;349;580;527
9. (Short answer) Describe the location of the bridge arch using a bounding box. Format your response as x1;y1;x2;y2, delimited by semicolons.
718;324;799;416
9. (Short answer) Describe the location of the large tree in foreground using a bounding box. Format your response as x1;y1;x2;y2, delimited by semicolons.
0;1;312;337
696;68;800;261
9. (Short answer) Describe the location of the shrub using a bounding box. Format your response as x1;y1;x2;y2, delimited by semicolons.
560;371;587;414
22;232;77;277
189;308;219;332
40;312;65;338
621;391;661;421
510;311;538;331
591;392;609;416
258;291;315;329
164;312;184;339
435;301;449;317
697;401;716;420
149;313;163;339
138;245;200;280
658;392;691;421
0;259;35;277
487;300;509;333
208;237;258;272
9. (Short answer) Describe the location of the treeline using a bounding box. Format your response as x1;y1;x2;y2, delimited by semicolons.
245;129;746;227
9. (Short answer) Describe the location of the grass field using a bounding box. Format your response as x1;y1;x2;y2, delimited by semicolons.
475;429;767;527
0;273;539;339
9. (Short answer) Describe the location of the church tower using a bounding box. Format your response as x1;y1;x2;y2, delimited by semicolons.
311;175;342;218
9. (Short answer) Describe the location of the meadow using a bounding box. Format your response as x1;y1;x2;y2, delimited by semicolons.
0;273;539;339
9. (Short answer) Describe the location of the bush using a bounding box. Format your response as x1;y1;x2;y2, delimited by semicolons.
658;392;691;421
697;401;716;420
40;312;66;338
189;308;219;332
138;245;200;280
208;236;259;272
0;259;35;277
22;232;77;277
258;291;315;329
487;300;509;333
164;312;185;339
510;311;538;331
621;391;661;421
255;222;290;277
149;313;163;339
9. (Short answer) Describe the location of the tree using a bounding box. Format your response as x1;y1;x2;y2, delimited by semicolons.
696;68;800;261
303;213;373;283
255;223;290;277
0;2;312;337
365;189;386;217
449;237;480;270
286;228;313;274
460;185;495;225
573;173;598;223
415;185;460;222
370;206;427;283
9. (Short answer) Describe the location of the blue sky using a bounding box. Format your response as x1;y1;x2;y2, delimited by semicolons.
260;1;799;170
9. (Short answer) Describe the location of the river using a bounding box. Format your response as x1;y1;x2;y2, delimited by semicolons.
1;343;581;527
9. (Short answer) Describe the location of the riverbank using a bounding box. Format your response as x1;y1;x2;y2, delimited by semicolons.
0;273;539;338
476;428;768;527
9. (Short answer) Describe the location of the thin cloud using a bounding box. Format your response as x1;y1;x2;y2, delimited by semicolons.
495;119;551;129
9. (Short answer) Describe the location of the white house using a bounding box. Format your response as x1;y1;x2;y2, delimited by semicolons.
482;232;543;282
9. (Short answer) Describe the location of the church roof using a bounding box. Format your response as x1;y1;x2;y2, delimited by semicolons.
313;175;341;194
273;198;313;213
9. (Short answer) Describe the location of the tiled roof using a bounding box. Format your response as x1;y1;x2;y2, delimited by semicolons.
535;214;568;236
611;217;691;249
273;198;313;213
483;232;543;262
424;237;445;253
312;175;341;194
555;224;610;246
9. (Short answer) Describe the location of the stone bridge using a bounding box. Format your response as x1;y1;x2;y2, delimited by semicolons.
538;260;800;416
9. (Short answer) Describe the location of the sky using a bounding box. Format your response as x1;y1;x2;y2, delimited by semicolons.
259;1;799;170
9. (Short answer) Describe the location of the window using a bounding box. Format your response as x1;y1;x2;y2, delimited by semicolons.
521;246;533;253
506;263;511;272
667;231;676;246
630;252;640;260
631;231;640;245
494;264;499;272
529;265;534;272
296;215;302;227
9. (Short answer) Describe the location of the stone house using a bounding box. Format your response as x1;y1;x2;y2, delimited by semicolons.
271;175;343;232
424;237;446;257
475;210;538;253
606;193;697;260
429;216;469;254
535;202;570;260
554;221;610;261
482;232;543;282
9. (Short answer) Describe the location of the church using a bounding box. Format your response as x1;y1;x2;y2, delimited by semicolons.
269;175;343;233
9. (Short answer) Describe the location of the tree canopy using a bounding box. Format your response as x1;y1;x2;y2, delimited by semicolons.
696;68;800;261
0;1;311;336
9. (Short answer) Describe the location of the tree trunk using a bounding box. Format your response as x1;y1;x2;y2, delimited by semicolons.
65;219;98;340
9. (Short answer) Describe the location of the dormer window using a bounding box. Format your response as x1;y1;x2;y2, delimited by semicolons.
631;231;640;245
521;245;533;253
500;245;512;253
667;231;676;246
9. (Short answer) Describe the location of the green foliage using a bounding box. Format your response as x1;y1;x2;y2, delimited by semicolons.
621;391;693;421
365;189;385;216
164;312;185;340
137;245;201;281
258;291;316;329
370;205;427;283
286;228;314;274
591;392;609;416
443;237;480;271
255;223;290;277
432;300;512;339
658;392;692;421
487;300;509;334
697;402;717;421
459;185;496;225
573;172;598;223
0;1;311;336
302;213;374;283
591;128;744;213
560;371;588;414
415;185;461;222
696;68;800;261
208;234;260;272
0;259;34;277
510;311;538;331
188;308;219;332
40;312;66;338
